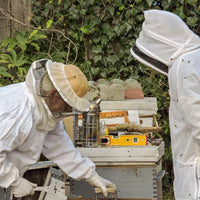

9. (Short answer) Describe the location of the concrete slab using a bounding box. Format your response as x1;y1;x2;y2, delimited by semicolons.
100;97;157;112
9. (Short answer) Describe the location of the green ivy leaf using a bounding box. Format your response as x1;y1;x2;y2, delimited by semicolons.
100;35;109;46
102;23;114;39
106;55;119;65
135;0;143;5
114;26;120;35
186;0;198;6
92;46;103;54
100;71;107;78
118;5;125;11
91;67;100;76
87;0;94;5
135;14;144;23
145;0;154;7
174;6;187;19
80;26;90;34
186;16;199;26
93;55;102;62
125;22;132;32
108;7;115;16
46;19;53;29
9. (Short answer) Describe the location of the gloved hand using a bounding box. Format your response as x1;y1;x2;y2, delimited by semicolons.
87;172;116;196
11;177;37;198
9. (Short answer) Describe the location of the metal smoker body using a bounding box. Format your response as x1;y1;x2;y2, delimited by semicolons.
62;98;102;147
81;98;102;147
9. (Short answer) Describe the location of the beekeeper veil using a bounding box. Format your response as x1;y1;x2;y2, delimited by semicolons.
25;59;90;131
130;10;200;76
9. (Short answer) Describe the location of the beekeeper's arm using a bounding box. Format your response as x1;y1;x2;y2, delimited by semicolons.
0;116;20;188
42;121;116;196
0;107;37;197
178;60;200;140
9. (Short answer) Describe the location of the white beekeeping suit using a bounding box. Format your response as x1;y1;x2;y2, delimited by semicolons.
0;59;116;198
130;10;200;200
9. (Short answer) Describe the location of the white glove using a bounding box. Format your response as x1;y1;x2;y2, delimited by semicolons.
11;177;37;198
87;172;116;196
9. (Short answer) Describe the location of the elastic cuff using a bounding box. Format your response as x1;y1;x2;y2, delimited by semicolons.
86;171;97;181
10;177;21;187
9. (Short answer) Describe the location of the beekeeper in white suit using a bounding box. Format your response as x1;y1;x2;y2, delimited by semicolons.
0;59;116;198
130;10;200;200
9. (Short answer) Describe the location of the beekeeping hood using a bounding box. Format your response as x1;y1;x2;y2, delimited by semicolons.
25;59;90;131
130;10;200;76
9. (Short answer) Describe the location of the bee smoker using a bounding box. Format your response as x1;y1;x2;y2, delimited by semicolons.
81;98;102;147
63;98;102;147
62;98;102;147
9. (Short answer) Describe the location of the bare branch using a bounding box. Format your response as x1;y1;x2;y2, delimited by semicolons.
48;33;53;55
47;52;53;60
0;7;78;64
46;38;73;64
66;42;71;64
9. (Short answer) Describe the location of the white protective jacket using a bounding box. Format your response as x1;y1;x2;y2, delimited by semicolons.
130;10;200;199
0;60;95;188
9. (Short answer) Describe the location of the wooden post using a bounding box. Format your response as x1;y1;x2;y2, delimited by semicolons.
0;0;31;41
0;0;11;40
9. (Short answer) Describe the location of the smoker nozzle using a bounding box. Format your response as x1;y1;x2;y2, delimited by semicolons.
95;97;102;105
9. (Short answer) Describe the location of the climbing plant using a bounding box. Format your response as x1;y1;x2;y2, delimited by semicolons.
1;0;200;198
